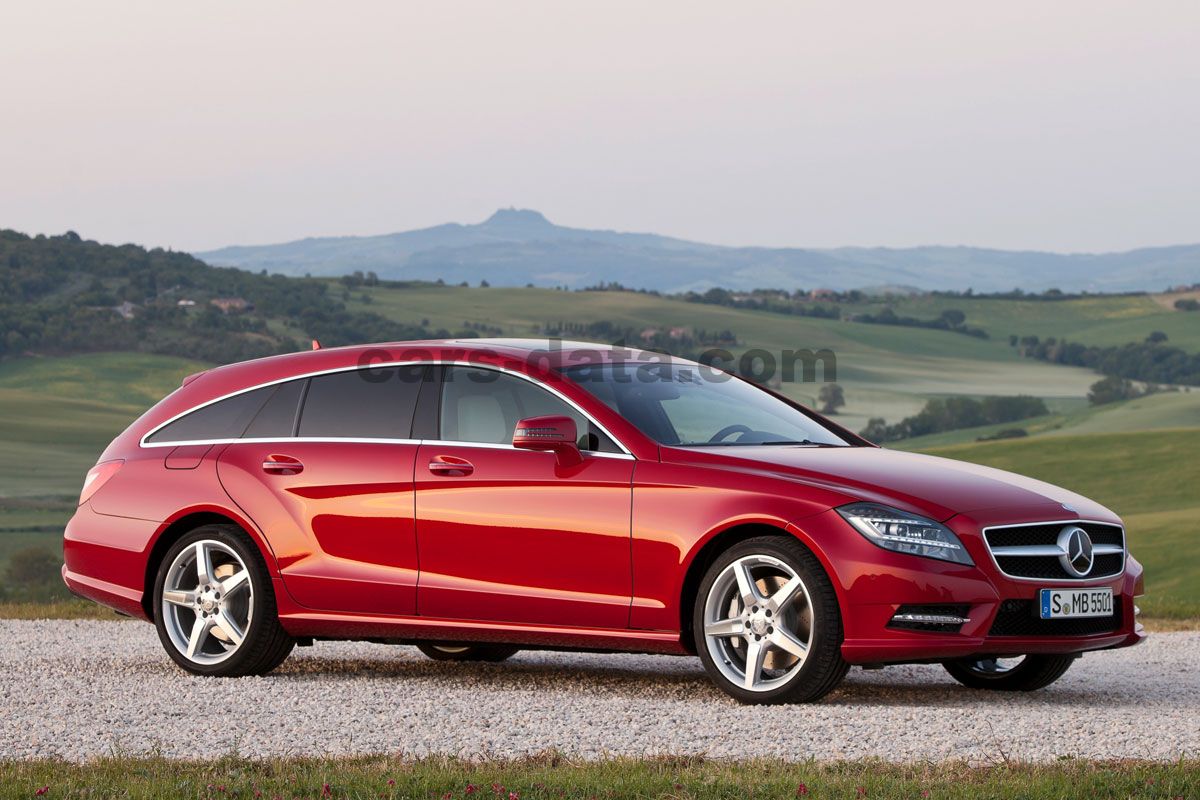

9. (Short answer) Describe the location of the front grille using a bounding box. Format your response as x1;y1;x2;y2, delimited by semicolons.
988;599;1123;637
983;521;1125;580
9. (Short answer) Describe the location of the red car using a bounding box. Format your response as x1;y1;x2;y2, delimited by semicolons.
63;339;1145;703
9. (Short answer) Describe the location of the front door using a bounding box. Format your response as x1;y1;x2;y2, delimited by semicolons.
414;365;635;629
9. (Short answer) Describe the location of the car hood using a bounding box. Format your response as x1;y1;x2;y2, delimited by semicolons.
664;444;1114;522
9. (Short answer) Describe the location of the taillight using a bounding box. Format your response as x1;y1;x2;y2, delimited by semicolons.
79;460;124;506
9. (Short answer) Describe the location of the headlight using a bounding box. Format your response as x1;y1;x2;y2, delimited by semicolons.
836;502;973;566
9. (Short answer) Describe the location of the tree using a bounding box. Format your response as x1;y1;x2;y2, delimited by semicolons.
1087;375;1140;406
1146;330;1169;344
859;418;889;444
940;308;966;327
818;383;846;415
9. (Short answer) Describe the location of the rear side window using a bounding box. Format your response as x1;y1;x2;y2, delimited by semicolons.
297;365;425;439
242;380;305;439
145;386;274;444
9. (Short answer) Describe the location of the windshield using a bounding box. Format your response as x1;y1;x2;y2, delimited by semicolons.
561;362;852;447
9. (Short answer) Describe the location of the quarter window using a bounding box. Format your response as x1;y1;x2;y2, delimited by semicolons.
297;365;425;439
144;386;274;444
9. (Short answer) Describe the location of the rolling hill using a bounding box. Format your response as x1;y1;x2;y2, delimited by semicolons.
3;225;1199;615
195;208;1200;293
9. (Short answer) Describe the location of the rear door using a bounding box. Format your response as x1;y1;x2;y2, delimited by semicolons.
414;365;635;628
217;364;429;615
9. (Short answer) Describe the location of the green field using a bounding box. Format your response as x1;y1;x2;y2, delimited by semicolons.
0;353;205;499
1;287;1197;618
851;291;1200;351
0;755;1196;800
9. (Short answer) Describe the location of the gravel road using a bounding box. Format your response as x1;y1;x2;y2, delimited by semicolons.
1;621;1196;762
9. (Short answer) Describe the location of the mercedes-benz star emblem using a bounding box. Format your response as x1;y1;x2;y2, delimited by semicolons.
1057;525;1094;577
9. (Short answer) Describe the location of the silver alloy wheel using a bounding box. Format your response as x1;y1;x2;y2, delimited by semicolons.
429;645;471;654
161;539;254;665
702;554;814;692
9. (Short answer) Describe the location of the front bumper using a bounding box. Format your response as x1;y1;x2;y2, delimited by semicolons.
789;506;1147;666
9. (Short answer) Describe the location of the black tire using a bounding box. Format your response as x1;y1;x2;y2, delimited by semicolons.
416;643;520;662
152;524;295;677
942;654;1076;691
693;535;849;704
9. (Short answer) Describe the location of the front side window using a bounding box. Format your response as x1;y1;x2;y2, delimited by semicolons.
297;365;425;439
439;366;620;453
562;362;851;447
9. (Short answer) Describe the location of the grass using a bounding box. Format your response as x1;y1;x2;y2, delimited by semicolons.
0;755;1197;800
0;599;123;620
0;353;206;498
0;351;208;409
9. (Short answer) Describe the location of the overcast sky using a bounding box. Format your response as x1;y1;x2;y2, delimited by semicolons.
1;1;1197;253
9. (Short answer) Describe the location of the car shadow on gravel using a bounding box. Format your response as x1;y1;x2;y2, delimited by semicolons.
256;653;1143;708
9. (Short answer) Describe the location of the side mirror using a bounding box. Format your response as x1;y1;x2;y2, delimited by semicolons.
513;415;583;467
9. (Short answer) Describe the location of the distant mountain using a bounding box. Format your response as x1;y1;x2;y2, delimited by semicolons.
195;209;1200;293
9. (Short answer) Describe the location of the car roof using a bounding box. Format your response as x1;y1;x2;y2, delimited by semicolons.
283;338;692;368
185;338;694;394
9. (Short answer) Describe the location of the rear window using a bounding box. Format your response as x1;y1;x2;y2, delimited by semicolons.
297;365;425;439
145;386;274;444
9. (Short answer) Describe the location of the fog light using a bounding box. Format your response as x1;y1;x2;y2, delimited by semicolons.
891;612;970;625
887;604;971;632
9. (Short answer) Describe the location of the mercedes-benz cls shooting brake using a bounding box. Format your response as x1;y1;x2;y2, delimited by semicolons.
63;339;1145;703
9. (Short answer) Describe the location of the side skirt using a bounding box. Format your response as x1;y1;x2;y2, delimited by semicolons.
277;611;689;655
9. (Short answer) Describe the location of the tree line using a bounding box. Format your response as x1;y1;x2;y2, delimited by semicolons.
0;229;457;364
859;395;1049;443
1012;332;1200;387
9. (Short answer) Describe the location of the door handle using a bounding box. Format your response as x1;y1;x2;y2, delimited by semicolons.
262;455;303;475
428;455;473;476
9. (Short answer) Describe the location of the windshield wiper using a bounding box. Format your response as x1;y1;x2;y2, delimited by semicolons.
757;440;841;447
690;440;842;447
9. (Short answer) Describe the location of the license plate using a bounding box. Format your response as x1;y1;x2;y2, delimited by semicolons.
1039;587;1113;619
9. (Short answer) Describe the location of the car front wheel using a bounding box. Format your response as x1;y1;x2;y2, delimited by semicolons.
694;536;849;704
153;524;294;677
942;654;1076;691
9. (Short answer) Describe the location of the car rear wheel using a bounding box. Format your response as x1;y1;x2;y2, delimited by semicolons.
693;535;849;704
153;524;294;677
416;643;520;662
942;654;1076;691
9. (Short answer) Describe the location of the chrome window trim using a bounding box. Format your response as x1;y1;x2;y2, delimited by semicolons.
138;360;634;457
981;519;1126;583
